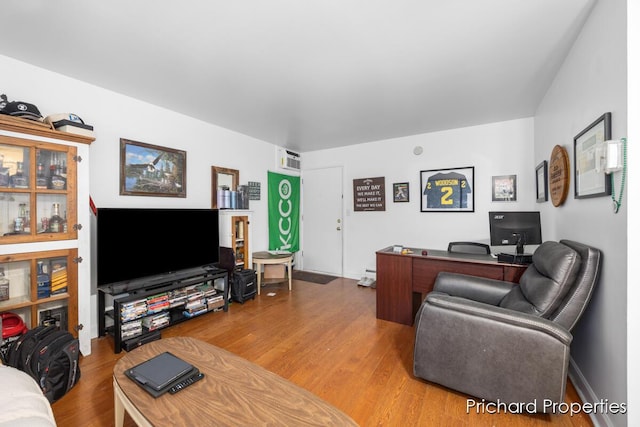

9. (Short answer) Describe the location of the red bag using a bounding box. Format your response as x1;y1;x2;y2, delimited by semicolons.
1;312;28;340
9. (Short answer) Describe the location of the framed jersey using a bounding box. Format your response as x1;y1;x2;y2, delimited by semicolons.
420;166;474;212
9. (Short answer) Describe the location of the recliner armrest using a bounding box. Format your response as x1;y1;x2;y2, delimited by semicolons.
425;292;572;345
433;272;515;306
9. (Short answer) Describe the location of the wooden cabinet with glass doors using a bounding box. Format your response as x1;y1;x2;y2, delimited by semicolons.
0;123;89;341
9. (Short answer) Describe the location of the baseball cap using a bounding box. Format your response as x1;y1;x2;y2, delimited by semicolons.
0;100;43;121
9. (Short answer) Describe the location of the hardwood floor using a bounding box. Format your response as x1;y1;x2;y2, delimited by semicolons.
52;278;593;426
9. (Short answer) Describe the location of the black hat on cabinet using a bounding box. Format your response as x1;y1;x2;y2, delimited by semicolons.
0;99;43;121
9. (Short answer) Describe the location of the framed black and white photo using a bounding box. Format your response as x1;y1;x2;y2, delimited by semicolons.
536;161;548;203
574;112;612;199
420;166;474;212
120;138;186;197
491;175;517;202
393;182;409;202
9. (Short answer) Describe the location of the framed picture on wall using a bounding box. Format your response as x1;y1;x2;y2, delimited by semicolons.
420;166;474;212
393;182;409;202
120;138;186;197
353;177;386;211
574;112;612;199
536;161;548;203
491;175;517;202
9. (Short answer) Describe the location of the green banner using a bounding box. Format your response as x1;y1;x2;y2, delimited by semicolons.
268;171;300;252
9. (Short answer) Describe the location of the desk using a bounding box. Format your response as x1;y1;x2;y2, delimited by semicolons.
113;337;357;426
252;251;293;295
376;247;528;325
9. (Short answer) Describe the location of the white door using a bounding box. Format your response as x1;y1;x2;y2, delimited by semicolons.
302;166;343;276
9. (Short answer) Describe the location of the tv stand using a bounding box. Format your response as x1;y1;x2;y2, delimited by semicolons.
98;267;228;353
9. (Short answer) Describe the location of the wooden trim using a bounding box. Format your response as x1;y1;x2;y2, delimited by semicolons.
0;115;94;144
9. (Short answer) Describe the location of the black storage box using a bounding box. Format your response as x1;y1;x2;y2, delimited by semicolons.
231;269;257;304
497;252;533;265
122;330;162;352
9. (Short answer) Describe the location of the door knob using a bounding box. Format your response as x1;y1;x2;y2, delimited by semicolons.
337;227;341;231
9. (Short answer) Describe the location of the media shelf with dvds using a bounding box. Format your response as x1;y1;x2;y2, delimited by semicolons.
98;267;228;353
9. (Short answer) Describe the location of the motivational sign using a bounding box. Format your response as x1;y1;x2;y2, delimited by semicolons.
353;177;386;211
248;181;261;200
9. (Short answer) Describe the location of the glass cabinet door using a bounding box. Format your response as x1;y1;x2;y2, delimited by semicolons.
0;259;30;305
0;192;31;236
0;143;30;189
36;255;69;299
0;249;76;336
0;142;31;237
0;137;77;244
36;148;67;191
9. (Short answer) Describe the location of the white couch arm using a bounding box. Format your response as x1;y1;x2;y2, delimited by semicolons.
0;364;56;427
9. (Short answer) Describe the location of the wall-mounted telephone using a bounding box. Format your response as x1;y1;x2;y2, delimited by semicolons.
596;138;625;173
595;138;627;213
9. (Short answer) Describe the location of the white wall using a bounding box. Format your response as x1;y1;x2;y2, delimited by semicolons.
534;0;627;426
303;117;535;279
0;55;279;340
627;1;639;425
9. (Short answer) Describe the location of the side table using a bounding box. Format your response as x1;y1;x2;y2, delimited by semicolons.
252;251;293;295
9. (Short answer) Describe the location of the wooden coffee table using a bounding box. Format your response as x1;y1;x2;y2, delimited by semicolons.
113;337;357;426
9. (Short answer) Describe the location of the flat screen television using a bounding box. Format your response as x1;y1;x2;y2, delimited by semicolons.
489;211;542;254
96;208;219;289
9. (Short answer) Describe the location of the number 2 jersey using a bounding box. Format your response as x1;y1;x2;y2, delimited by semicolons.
423;172;471;209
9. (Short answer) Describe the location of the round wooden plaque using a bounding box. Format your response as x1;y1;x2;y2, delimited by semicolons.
549;145;570;207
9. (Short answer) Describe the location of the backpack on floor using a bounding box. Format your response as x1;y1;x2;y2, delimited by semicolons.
6;325;81;403
6;325;55;369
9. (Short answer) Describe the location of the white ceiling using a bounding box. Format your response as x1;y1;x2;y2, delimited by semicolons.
1;0;595;152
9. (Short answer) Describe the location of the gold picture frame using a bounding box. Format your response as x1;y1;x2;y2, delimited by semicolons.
120;138;186;197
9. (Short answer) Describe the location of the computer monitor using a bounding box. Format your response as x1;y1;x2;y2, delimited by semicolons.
489;211;542;254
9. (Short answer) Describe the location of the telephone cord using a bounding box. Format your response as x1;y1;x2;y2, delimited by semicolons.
611;138;627;213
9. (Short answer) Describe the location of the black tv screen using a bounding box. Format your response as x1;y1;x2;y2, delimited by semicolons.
489;211;542;254
97;208;219;288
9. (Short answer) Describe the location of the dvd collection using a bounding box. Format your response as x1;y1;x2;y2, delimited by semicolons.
141;312;170;331
120;280;224;339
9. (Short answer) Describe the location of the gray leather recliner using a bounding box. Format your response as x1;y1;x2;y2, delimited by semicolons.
413;240;601;412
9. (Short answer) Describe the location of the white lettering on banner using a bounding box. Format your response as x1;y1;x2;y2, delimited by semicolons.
278;212;291;233
279;199;292;217
278;178;293;250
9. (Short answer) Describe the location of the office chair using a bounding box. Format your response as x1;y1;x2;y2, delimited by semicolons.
447;241;491;255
